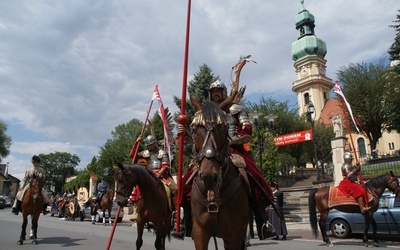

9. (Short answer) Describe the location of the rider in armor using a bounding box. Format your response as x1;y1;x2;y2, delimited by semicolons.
132;135;177;198
228;103;275;240
95;177;109;205
173;81;275;240
12;155;49;215
338;152;370;213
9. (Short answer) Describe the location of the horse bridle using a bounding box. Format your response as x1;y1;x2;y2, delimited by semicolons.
194;125;228;165
115;168;161;204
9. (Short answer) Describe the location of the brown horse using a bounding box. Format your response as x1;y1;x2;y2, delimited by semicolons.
190;99;249;250
84;188;114;225
309;171;400;247
114;164;171;250
18;176;44;245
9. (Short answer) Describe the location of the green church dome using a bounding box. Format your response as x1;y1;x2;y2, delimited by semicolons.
291;0;327;61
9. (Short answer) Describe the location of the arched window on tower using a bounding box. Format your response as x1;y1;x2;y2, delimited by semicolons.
357;137;367;159
304;92;310;105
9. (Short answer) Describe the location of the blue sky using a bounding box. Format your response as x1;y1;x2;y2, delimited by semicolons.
0;0;397;180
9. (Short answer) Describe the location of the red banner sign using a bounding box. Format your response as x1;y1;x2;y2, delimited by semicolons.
273;129;313;147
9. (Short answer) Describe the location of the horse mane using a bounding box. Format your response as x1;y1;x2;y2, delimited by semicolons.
191;101;228;128
365;174;386;190
125;164;158;182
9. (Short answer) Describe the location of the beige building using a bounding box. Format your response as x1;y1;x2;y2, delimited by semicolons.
291;2;400;163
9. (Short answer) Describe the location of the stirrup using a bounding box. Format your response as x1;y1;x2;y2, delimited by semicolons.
260;222;276;240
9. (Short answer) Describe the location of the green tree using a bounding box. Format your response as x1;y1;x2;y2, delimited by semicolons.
0;120;12;160
97;118;143;179
389;9;400;73
39;152;80;194
336;60;396;152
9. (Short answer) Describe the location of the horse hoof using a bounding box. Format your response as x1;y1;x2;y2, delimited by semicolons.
32;240;38;245
29;235;34;239
373;242;379;247
17;240;23;245
326;242;334;247
92;221;95;225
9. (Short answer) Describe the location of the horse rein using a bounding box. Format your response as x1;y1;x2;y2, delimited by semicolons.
116;168;161;204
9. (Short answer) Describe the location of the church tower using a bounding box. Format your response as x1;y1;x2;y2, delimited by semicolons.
291;0;334;120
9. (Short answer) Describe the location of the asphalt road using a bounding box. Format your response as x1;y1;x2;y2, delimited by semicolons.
0;207;399;249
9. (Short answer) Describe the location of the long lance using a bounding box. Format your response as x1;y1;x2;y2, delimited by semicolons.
130;99;155;163
175;0;192;235
106;98;154;250
245;170;283;219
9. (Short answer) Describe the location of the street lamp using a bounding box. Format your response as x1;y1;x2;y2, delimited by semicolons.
307;101;320;180
249;112;278;170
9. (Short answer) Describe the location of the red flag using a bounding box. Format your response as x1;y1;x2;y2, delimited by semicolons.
333;81;360;133
152;85;171;164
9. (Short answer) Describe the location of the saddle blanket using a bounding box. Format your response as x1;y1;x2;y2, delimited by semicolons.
328;186;372;208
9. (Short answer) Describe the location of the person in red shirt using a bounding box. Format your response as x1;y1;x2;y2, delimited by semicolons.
337;152;370;213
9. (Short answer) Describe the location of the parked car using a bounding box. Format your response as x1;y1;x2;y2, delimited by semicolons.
4;197;13;207
326;191;400;238
0;197;5;209
80;201;124;223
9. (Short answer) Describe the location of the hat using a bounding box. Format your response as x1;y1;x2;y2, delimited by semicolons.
271;181;279;188
101;177;106;181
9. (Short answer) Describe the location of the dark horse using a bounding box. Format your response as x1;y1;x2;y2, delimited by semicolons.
18;176;44;245
114;164;171;250
85;188;114;225
190;98;249;250
309;171;400;247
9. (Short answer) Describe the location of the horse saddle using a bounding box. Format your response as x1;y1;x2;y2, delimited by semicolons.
230;154;251;196
328;186;372;208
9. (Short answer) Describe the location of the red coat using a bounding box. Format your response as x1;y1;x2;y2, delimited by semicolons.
232;123;274;201
337;178;365;198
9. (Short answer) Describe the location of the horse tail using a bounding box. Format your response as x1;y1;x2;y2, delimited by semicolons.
308;188;319;238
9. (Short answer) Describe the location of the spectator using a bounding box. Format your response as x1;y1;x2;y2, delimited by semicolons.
268;181;287;240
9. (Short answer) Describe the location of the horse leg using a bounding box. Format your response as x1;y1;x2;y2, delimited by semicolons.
31;214;39;245
102;210;106;226
363;215;372;247
18;214;28;245
192;223;211;250
318;212;332;246
370;217;379;247
108;208;112;225
136;219;145;250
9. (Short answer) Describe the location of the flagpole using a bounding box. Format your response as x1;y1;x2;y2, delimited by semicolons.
176;0;192;235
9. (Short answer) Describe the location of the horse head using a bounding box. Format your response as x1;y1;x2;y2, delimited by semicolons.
30;175;44;203
190;96;229;191
387;171;400;196
114;163;146;207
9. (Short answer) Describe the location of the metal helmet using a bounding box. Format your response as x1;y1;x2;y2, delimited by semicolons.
341;163;352;176
144;135;157;147
343;152;353;163
208;80;228;100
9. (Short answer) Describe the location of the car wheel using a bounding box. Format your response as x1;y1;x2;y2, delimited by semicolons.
330;219;350;238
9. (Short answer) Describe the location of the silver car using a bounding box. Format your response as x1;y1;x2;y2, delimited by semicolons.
80;201;124;223
326;191;400;238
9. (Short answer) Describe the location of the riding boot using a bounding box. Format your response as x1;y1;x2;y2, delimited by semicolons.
12;200;22;215
356;196;370;213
